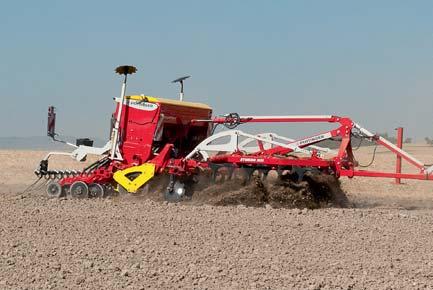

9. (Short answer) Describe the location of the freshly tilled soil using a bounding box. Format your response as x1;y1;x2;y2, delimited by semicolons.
185;171;349;209
225;173;348;209
1;192;433;289
2;148;433;289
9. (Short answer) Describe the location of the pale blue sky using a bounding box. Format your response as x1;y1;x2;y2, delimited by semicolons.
0;1;432;140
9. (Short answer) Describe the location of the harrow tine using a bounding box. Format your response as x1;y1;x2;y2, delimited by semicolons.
227;166;235;181
210;168;217;183
37;181;47;189
259;169;269;181
242;168;255;183
19;176;43;195
209;163;220;183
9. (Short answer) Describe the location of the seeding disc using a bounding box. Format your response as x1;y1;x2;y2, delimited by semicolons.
164;181;186;202
88;183;105;198
70;181;89;199
46;182;63;198
117;184;129;195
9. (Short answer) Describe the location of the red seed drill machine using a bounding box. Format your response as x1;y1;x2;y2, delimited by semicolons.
34;65;433;201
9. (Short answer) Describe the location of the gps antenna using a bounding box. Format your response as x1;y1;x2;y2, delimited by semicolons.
172;75;190;101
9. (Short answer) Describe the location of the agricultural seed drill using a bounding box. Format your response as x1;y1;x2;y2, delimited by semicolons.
34;65;433;201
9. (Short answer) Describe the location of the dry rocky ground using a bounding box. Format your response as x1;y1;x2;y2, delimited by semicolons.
1;145;433;289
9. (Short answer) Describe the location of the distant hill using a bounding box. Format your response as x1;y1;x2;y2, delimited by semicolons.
0;136;106;150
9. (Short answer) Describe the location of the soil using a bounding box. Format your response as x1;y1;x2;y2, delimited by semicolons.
196;173;349;209
1;145;433;289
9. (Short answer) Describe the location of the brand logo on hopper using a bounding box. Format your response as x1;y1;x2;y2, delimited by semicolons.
126;100;158;111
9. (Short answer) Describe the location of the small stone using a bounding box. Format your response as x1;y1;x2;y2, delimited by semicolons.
265;204;272;209
83;260;94;269
52;263;61;271
121;269;130;277
132;263;141;269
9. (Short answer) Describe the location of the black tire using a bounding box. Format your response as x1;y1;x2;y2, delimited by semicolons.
46;182;63;198
70;181;89;199
88;183;105;198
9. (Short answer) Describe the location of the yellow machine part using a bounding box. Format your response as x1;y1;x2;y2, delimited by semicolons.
113;163;155;193
125;95;212;110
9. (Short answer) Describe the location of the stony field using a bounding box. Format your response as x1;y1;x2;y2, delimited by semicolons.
1;145;433;289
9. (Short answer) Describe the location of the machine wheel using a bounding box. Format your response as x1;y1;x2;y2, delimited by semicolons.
46;182;63;198
164;180;187;202
102;184;115;197
141;184;151;195
117;184;129;195
88;183;105;198
70;181;89;199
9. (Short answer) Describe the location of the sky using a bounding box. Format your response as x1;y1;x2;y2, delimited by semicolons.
0;0;432;141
